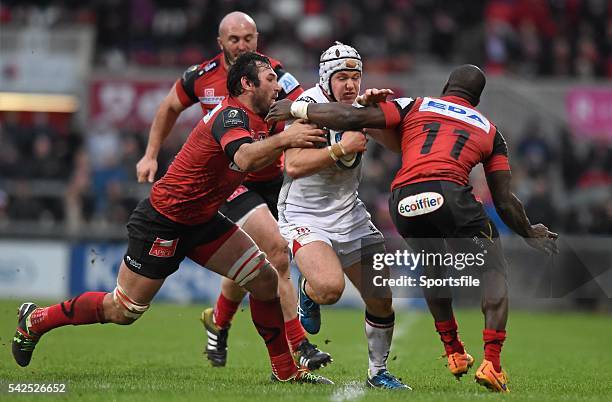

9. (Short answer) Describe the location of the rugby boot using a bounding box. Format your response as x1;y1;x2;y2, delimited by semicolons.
200;307;229;367
297;274;321;334
271;367;334;384
293;338;332;370
475;359;510;393
12;302;42;367
366;369;412;390
445;350;475;379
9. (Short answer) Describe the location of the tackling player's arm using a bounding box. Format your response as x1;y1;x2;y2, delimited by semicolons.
285;130;367;179
266;99;388;130
137;65;199;182
229;119;326;172
484;130;559;254
266;94;414;133
353;89;401;152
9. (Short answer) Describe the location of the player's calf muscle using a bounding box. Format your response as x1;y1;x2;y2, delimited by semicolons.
106;296;137;325
363;297;393;317
243;264;279;301
107;285;151;325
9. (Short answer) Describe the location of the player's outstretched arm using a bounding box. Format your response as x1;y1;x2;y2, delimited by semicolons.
266;99;388;130
486;170;559;255
234;120;326;172
355;88;395;106
285;130;367;179
136;84;188;183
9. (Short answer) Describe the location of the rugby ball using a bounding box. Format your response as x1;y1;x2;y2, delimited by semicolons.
327;129;362;169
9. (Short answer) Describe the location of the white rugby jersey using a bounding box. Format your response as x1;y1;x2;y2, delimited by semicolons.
277;85;371;234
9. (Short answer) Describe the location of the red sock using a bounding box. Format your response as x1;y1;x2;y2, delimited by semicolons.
483;329;506;372
213;293;241;329
435;317;465;355
29;292;107;335
284;317;307;352
249;295;297;380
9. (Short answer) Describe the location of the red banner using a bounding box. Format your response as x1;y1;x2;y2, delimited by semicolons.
566;88;612;140
89;79;201;130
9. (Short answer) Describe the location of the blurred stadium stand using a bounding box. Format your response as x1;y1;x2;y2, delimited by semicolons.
0;1;610;308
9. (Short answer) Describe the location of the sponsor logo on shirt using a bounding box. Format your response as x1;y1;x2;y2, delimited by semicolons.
419;97;490;132
200;88;225;105
204;61;217;72
397;192;444;217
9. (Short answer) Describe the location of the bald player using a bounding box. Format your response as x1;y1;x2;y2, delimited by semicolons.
136;12;331;370
266;64;559;393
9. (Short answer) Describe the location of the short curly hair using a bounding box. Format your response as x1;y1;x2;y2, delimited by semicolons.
227;52;272;97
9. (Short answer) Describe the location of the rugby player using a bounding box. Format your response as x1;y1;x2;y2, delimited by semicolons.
266;64;559;392
135;12;331;369
278;42;410;390
12;52;333;385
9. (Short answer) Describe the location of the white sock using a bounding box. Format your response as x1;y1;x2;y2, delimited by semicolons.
365;311;395;377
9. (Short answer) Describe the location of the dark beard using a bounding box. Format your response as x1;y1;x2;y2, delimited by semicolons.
252;91;270;117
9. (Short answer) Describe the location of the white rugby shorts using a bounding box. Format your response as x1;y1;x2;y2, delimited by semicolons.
280;220;385;268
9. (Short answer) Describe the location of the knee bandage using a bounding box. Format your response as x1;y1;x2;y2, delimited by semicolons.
227;245;267;286
113;283;150;319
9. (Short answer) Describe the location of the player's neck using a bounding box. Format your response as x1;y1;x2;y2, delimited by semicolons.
442;92;476;107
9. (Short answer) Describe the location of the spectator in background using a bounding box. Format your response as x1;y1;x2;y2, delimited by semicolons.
524;174;558;229
27;135;65;180
2;1;610;77
0;189;9;225
577;142;612;188
517;118;554;177
86;119;127;219
588;197;612;234
64;149;93;234
7;181;43;222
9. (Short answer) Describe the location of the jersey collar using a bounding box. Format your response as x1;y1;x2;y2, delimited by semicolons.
440;95;474;108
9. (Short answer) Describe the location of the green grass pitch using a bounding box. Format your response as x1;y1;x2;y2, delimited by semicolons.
1;300;610;401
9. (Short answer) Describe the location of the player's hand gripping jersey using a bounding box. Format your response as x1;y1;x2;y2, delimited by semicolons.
277;86;373;236
150;97;276;225
175;53;303;182
378;95;510;189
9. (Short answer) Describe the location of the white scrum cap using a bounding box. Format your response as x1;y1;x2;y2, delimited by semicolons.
319;41;362;100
